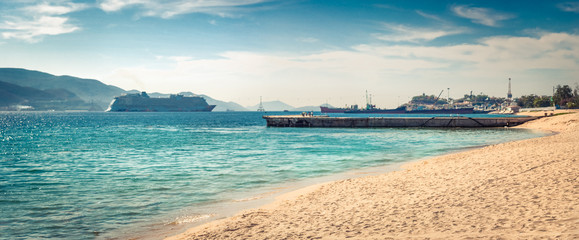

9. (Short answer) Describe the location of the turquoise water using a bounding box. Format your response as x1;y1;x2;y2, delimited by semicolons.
0;112;543;239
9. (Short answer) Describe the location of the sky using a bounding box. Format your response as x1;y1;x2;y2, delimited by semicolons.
1;0;579;108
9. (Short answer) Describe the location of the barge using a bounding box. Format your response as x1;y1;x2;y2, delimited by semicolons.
263;115;538;128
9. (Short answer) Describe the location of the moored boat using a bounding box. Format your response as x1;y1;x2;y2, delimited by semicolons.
405;107;474;114
344;105;406;114
320;105;358;113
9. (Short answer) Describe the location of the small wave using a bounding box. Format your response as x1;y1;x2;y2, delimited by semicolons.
233;196;263;202
55;151;73;155
233;190;281;202
166;214;214;225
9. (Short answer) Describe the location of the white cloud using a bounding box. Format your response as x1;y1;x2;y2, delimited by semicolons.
358;32;579;71
557;2;579;13
0;1;86;42
98;0;142;12
156;56;194;62
452;5;515;27
1;16;79;43
98;0;271;18
24;2;88;15
416;10;444;22
375;24;463;43
297;37;318;43
103;32;579;107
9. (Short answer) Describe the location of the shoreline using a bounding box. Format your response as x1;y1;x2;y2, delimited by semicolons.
117;149;415;240
166;110;578;240
109;121;540;240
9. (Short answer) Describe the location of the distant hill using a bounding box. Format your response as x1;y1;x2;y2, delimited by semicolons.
245;101;327;112
246;100;295;111
132;91;250;111
1;68;320;112
0;68;125;110
0;80;101;111
292;105;323;112
0;81;53;106
200;94;249;112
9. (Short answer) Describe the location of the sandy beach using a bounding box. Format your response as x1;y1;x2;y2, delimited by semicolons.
167;110;578;240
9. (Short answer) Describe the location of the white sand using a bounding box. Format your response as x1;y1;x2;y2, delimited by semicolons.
167;110;579;239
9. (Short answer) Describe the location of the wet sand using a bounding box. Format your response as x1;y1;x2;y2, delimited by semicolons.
167;110;578;239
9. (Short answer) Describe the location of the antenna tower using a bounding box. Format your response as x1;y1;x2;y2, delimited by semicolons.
365;90;369;105
257;96;265;112
507;78;512;100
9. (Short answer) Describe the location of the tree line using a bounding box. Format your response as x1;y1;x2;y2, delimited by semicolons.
410;93;506;107
409;84;579;109
517;85;579;109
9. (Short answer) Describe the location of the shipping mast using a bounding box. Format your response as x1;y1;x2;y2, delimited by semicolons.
257;96;265;112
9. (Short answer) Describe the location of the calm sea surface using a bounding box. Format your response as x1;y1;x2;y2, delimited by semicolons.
0;112;544;239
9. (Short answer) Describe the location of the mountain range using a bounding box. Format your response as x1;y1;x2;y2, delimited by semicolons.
0;68;325;112
133;91;249;112
0;68;124;111
245;100;321;112
0;80;101;111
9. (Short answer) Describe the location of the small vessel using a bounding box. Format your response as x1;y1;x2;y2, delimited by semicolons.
320;105;356;113
321;91;406;113
321;103;406;114
107;92;216;112
344;105;406;114
405;107;474;114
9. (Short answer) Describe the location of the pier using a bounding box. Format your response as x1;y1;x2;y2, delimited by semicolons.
263;115;538;128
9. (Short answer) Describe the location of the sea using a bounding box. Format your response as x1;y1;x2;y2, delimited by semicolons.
0;112;546;239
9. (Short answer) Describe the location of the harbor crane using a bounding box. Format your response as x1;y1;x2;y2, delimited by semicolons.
433;90;444;104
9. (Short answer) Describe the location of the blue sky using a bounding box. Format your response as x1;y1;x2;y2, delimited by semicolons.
1;0;578;107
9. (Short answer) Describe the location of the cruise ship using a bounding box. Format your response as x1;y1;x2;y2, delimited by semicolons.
107;92;216;112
